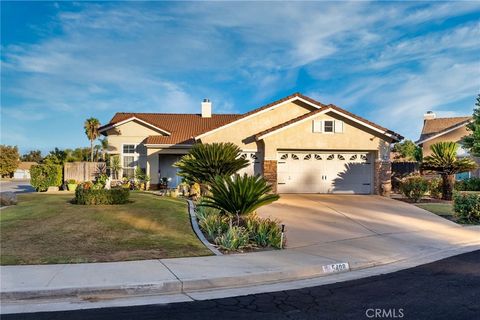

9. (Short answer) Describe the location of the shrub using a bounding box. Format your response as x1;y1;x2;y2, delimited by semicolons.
455;178;480;191
399;176;429;202
30;164;62;191
67;179;77;184
214;226;250;251
428;178;443;199
75;183;130;205
245;213;283;248
198;213;229;241
453;192;480;224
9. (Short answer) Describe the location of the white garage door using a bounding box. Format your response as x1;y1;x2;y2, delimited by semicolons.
277;151;373;194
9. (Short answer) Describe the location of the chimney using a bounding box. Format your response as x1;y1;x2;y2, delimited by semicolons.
201;98;212;118
424;111;436;121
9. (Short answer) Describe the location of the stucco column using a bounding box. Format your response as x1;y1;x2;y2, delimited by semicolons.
262;160;278;193
374;160;392;196
147;148;160;190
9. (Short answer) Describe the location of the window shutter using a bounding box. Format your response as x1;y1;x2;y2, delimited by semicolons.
334;120;344;133
313;120;322;133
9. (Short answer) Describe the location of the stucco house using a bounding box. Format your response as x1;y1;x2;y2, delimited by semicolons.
99;93;403;194
416;111;478;178
13;162;37;180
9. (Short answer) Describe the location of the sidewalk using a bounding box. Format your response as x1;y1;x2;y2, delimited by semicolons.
2;228;479;303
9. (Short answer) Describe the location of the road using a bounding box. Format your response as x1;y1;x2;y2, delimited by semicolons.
4;250;479;320
0;180;35;193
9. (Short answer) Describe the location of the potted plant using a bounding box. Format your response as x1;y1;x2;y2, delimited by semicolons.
67;179;78;191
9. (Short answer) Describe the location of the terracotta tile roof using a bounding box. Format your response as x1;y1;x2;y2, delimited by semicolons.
418;117;472;143
100;113;241;145
254;103;403;141
17;162;38;170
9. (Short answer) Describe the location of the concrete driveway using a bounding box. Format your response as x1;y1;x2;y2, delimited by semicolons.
0;180;35;193
258;194;480;251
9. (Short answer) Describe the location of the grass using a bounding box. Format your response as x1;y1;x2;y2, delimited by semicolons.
415;203;454;216
0;192;212;265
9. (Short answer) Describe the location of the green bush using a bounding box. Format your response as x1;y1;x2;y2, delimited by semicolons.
245;213;283;248
455;178;480;191
453;192;480;224
67;179;77;184
400;176;429;202
198;213;229;241
214;226;250;251
30;164;62;191
428;178;443;199
75;182;130;205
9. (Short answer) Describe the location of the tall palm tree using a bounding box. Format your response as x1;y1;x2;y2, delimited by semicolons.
84;118;100;162
422;141;477;200
99;138;109;161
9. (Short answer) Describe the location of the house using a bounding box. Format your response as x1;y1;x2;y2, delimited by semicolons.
13;162;37;180
99;93;403;194
416;111;478;178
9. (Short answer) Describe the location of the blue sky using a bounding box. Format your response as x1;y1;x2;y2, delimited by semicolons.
1;1;479;154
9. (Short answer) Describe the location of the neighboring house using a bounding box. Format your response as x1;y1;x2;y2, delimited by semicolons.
416;111;478;179
13;162;37;180
99;93;403;194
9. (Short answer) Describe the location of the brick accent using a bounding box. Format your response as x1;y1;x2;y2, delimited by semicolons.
374;160;392;196
262;160;278;193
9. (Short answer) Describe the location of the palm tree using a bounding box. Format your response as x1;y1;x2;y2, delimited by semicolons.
84;118;100;162
109;155;122;179
422;141;477;200
199;174;280;225
174;142;249;185
99;138;109;161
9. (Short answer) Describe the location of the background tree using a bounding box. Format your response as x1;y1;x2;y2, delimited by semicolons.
175;142;249;185
0;145;20;177
43;148;68;165
84;117;101;162
20;150;42;163
392;139;422;161
461;94;480;157
99;138;109;161
422;141;477;200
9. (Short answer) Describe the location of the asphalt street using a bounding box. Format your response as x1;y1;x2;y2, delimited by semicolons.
4;250;479;320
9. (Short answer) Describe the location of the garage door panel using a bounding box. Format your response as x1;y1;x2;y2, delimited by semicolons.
277;151;373;194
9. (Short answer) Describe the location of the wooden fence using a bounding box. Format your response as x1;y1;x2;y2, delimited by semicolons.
64;162;107;182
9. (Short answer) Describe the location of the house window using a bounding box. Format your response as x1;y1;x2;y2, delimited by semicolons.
324;120;334;133
122;155;135;178
123;144;136;154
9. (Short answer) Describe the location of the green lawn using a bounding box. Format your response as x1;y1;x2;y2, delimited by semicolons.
0;192;211;265
415;203;454;216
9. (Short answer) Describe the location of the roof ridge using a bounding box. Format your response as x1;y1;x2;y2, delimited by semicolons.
115;112;240;116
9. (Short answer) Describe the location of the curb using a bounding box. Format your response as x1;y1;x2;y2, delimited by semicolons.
187;200;223;256
1;243;479;304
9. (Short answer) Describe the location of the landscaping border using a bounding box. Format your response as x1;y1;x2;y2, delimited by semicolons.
187;200;223;256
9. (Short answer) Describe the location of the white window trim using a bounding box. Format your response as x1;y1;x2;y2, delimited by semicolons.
121;143;139;178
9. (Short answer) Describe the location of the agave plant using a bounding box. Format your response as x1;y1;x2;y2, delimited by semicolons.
422;141;477;200
199;174;280;224
174;143;249;185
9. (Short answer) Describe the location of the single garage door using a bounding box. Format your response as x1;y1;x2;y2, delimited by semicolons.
277;151;373;194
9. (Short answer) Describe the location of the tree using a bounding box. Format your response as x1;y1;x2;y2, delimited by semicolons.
392;140;422;161
200;174;280;225
20;150;42;163
43;148;68;165
461;94;480;157
84;118;101;162
99;138;109;161
175;143;249;185
109;155;121;179
422;142;477;200
0;145;20;177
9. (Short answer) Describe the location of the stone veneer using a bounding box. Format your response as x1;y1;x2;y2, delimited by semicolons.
262;160;278;193
374;160;392;196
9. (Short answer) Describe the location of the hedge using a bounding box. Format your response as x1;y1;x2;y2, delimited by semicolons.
453;192;480;224
455;178;480;191
30;164;62;192
75;184;130;205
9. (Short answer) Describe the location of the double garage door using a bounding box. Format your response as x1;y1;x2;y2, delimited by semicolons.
277;151;373;194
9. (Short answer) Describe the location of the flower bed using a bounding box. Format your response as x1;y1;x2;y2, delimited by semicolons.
75;182;130;205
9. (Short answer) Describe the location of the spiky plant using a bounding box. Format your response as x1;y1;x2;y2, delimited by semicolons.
109;155;121;179
422;141;477;200
84;118;100;162
174;142;249;185
199;174;279;225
